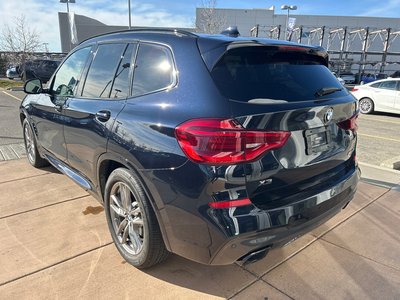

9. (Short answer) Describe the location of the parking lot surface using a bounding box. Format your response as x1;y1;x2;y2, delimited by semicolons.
0;159;399;299
357;113;400;169
2;88;400;171
1;87;400;299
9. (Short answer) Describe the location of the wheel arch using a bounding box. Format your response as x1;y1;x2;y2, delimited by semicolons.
19;108;28;125
96;153;172;251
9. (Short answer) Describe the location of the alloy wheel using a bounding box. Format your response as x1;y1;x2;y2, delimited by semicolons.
359;98;373;114
109;181;145;255
24;124;36;164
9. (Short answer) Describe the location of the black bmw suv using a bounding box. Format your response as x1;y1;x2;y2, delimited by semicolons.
21;29;359;268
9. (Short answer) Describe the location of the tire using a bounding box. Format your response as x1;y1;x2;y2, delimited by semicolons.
359;98;374;114
104;168;169;268
22;119;49;168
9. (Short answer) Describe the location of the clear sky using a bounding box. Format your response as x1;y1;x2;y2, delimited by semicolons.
1;0;399;52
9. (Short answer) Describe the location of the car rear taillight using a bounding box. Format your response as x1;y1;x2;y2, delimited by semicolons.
351;88;358;92
175;118;291;165
337;114;358;131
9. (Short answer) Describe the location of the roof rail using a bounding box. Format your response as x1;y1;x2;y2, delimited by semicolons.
80;27;198;44
122;27;198;37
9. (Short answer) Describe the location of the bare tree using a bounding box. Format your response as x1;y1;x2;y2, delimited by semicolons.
0;15;43;68
196;0;226;34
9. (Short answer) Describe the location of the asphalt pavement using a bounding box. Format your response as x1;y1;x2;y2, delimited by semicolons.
0;87;400;299
357;113;400;169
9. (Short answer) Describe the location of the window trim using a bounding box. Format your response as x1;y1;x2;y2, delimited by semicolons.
49;45;94;98
130;41;178;98
112;43;138;100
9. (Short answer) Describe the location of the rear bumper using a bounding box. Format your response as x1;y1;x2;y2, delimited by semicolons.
208;166;360;265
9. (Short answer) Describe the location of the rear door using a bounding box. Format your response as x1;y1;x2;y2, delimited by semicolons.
395;81;400;112
371;80;397;110
211;46;358;208
63;42;137;186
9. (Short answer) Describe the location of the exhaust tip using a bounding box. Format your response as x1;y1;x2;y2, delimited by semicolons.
239;246;270;265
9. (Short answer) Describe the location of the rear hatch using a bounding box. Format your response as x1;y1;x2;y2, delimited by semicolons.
209;43;358;209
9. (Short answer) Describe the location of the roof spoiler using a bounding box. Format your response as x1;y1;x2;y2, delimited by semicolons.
220;26;240;38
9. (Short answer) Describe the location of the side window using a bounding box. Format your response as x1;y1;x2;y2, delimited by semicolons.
82;43;126;98
110;43;137;99
52;47;91;97
132;43;175;97
370;82;381;88
378;81;397;90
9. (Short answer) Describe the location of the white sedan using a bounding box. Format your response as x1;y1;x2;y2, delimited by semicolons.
351;78;400;114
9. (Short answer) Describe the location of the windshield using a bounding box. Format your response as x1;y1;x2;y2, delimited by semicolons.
211;46;347;102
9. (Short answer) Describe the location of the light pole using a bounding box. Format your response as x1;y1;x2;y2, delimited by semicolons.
281;4;297;40
128;0;132;29
60;0;76;13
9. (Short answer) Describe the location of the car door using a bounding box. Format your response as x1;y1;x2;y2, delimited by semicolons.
63;42;137;186
395;81;400;112
371;80;397;111
30;47;91;162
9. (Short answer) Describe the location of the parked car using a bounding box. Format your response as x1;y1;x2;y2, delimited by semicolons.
389;71;400;78
6;65;19;79
351;78;400;114
20;59;60;83
331;71;345;85
339;72;356;84
20;29;360;269
360;73;376;84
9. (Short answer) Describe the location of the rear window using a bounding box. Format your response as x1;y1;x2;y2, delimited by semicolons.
211;47;347;102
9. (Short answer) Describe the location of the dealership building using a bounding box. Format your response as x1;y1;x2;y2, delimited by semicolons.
59;7;400;75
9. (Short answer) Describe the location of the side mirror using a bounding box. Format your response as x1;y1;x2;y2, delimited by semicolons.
24;79;43;94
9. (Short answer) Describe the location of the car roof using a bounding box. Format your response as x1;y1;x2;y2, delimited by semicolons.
369;78;400;84
357;78;400;88
78;28;328;71
80;28;325;51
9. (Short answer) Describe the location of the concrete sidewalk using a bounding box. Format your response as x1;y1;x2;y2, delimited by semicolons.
0;159;399;299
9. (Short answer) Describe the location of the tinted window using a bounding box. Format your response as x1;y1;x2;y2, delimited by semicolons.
132;43;175;97
52;47;91;97
110;43;136;98
378;81;397;90
82;43;126;98
370;82;381;88
211;47;346;102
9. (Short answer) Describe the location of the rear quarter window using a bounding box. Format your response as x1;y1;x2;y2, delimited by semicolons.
132;43;176;97
211;46;347;102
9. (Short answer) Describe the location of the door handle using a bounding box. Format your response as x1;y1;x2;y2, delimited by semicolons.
95;110;111;122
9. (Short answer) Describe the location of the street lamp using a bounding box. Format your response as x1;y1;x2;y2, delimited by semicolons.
128;0;132;29
281;4;297;40
60;0;75;13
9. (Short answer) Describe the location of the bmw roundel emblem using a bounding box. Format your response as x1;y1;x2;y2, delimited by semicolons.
325;108;334;123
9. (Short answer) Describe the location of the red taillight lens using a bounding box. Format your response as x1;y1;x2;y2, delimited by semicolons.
175;118;291;165
337;114;358;131
351;88;358;92
208;198;252;209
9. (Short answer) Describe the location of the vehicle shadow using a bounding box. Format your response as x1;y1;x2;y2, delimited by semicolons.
366;111;400;118
361;177;400;190
41;164;62;174
143;254;258;299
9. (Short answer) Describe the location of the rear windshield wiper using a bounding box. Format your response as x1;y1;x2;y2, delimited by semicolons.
315;87;343;97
